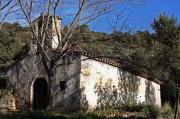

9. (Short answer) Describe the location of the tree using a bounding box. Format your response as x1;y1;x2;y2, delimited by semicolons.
152;14;180;119
0;22;30;64
15;0;139;82
12;0;143;107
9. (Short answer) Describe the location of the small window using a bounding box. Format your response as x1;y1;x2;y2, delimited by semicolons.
0;77;6;89
60;81;66;91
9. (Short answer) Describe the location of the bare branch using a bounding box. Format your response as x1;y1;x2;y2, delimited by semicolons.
0;0;12;11
14;0;140;80
17;0;51;61
0;0;19;30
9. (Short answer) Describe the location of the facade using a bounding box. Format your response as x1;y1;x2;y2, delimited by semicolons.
5;52;161;111
3;15;161;112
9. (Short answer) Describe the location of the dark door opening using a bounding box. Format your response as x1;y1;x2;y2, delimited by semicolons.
33;78;49;110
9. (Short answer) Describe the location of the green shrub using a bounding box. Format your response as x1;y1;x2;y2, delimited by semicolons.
161;103;173;117
141;105;160;118
80;113;105;119
67;112;105;119
121;99;145;112
93;105;119;117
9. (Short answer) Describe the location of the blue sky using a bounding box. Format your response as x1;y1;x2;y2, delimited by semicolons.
90;0;180;33
3;0;180;33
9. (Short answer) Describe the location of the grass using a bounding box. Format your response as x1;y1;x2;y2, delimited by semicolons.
160;103;173;118
0;110;72;119
0;103;176;119
0;110;148;119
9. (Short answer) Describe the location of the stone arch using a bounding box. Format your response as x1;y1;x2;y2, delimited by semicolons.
31;78;49;110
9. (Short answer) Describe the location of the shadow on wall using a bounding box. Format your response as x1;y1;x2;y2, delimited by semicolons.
52;87;87;112
80;88;89;111
145;80;156;105
94;71;141;108
94;78;118;108
51;55;82;112
51;84;81;112
93;70;157;108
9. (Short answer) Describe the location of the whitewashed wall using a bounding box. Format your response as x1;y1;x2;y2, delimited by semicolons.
80;56;161;110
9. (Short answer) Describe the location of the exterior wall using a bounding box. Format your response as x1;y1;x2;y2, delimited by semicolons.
6;54;81;112
6;54;48;110
80;56;161;110
52;17;61;49
5;54;161;112
49;54;81;112
137;77;161;106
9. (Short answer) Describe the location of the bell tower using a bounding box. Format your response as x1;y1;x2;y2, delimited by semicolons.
30;13;62;53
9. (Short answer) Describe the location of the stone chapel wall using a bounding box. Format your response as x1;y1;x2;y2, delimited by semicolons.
6;53;81;111
51;54;81;112
6;54;48;110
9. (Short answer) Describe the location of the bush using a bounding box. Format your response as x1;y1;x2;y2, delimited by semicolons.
93;105;119;117
122;104;144;112
66;112;105;119
160;103;173;118
80;113;105;119
141;105;160;118
121;99;145;112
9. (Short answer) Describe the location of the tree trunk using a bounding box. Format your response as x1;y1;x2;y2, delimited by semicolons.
174;84;180;119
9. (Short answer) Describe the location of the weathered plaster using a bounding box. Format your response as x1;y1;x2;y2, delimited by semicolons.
80;56;161;110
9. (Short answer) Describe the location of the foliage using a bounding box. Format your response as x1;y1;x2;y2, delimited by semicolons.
121;99;143;112
160;103;173;118
122;104;144;112
0;105;178;119
0;22;30;64
161;80;176;105
141;105;160;118
121;99;160;118
72;113;105;119
93;106;120;117
152;14;180;47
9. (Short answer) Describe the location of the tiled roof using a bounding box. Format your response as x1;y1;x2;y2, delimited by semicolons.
79;51;162;84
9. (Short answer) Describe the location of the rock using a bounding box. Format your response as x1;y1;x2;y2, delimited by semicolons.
0;108;8;113
0;90;16;112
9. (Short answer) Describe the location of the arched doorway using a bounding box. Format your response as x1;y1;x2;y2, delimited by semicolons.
32;78;49;110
